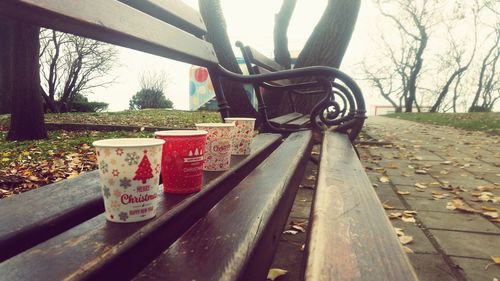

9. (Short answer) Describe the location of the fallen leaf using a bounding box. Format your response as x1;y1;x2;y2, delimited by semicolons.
383;202;395;210
482;212;499;219
446;202;456;210
399;235;413;245
491;256;500;264
397;191;411;195
402;216;416;223
414;183;427;189
402;246;414;253
400;171;411;177
291;225;306;233
379;176;390;183
440;161;452;165
283;230;298;235
415;169;428;175
403;210;418;215
482;206;498;212
267;268;287;281
388;212;402;219
394;227;405;236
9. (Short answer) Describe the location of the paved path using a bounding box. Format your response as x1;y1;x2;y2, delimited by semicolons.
270;116;499;281
359;116;500;281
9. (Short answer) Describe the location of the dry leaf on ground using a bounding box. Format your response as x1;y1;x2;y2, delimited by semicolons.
379;176;390;183
402;246;414;254
388;212;402;219
482;212;499;219
415;169;428;175
383;202;395;210
399;235;413;245
267;268;288;281
414;183;427;189
397;191;411;195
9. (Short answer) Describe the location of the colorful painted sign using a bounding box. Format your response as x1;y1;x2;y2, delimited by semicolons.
189;59;257;111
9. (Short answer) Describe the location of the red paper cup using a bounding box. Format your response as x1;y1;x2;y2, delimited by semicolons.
155;130;208;194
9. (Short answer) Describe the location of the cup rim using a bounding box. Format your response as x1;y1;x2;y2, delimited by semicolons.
93;138;165;148
224;117;256;121
155;130;208;137
195;123;235;127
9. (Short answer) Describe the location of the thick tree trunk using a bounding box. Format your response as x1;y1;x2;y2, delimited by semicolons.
291;0;361;114
274;0;297;69
198;0;257;120
7;22;47;141
0;19;14;114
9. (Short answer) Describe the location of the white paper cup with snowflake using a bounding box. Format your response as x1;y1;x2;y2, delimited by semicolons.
93;138;164;223
224;117;256;155
195;123;235;171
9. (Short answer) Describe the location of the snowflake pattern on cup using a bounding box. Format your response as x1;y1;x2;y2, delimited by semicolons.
94;140;163;223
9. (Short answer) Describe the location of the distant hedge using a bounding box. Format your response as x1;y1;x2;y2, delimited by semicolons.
71;101;109;112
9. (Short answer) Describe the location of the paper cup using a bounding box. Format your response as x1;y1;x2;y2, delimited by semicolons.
93;138;164;223
154;130;208;194
224;117;256;155
195;123;235;171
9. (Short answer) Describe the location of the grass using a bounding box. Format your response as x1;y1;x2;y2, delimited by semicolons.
0;109;221;130
0;109;221;198
385;112;500;135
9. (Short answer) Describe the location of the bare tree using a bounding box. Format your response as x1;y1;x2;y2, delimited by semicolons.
375;0;440;112
273;0;297;69
430;3;480;112
469;28;500;112
39;29;118;112
362;63;403;112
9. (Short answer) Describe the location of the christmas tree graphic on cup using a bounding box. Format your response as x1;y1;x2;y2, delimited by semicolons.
133;150;153;184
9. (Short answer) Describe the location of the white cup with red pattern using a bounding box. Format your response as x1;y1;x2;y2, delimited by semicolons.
224;117;256;155
195;123;235;171
93;138;164;223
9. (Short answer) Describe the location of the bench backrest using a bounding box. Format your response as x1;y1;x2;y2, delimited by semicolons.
235;41;294;87
0;0;219;67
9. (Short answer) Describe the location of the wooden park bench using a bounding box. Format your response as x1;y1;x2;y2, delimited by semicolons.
0;1;417;280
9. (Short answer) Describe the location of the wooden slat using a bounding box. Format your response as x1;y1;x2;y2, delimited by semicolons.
0;170;102;262
118;0;207;37
134;131;313;281
269;112;304;126
0;134;282;281
304;132;418;281
246;46;286;71
0;0;218;66
284;115;311;128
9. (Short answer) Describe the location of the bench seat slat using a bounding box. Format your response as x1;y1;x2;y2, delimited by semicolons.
305;132;418;281
268;112;304;127
118;0;207;37
0;0;218;66
134;131;313;281
0;134;281;270
284;114;311;128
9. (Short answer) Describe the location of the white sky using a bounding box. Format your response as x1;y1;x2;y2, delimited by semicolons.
87;0;389;114
89;0;497;114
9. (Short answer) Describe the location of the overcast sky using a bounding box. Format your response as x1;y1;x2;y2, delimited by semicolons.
87;1;499;114
87;0;390;113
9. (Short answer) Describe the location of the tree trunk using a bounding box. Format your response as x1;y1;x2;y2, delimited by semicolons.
7;22;47;141
274;0;297;69
0;19;14;114
198;0;257;120
291;0;361;114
